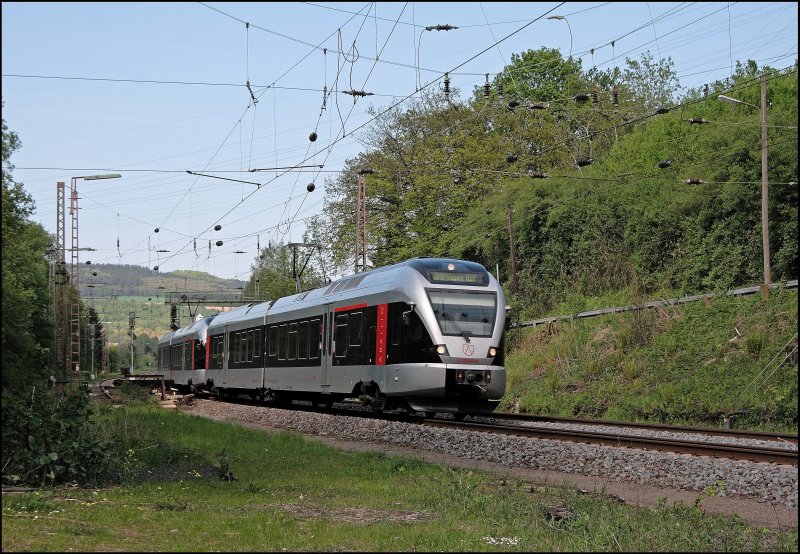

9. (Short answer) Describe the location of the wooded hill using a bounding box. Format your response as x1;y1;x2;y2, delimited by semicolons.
78;264;245;300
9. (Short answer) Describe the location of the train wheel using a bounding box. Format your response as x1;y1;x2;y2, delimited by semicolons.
424;411;436;419
452;413;467;421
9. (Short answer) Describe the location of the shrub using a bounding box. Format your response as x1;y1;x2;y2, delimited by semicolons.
2;388;121;487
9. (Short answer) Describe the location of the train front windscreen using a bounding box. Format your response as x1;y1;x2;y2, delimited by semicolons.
426;290;497;338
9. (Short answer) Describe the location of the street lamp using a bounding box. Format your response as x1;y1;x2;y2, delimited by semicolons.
66;173;122;374
547;15;572;59
718;75;770;298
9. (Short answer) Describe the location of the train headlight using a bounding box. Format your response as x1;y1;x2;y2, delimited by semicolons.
488;347;497;357
485;371;491;383
436;345;449;356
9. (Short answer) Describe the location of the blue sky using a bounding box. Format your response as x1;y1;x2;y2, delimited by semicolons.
2;2;797;282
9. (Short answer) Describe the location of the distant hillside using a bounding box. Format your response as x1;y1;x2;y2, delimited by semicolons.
77;264;246;299
75;264;248;356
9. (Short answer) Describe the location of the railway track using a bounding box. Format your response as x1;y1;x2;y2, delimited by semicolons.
478;412;799;444
420;418;798;466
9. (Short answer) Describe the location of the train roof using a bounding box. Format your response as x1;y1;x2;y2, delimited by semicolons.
183;258;498;331
206;301;271;332
267;257;494;314
170;315;215;342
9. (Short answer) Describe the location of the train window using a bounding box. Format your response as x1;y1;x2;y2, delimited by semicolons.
334;314;348;357
242;333;249;363
349;312;363;346
254;329;262;358
288;323;297;360
278;325;287;360
309;319;321;359
298;321;309;360
233;333;239;364
268;326;278;357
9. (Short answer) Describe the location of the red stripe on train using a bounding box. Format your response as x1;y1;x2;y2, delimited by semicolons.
375;303;388;366
335;302;368;312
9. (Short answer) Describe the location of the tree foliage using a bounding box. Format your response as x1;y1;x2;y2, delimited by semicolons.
242;241;326;300
2;106;53;393
313;53;796;318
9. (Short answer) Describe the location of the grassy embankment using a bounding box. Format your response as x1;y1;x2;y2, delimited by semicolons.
503;287;798;432
2;389;797;552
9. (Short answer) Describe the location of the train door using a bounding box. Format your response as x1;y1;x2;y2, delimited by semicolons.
222;325;231;386
321;302;335;391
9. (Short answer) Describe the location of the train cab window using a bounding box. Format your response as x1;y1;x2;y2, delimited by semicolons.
349;312;363;346
288;323;297;360
268;326;278;357
334;314;348;358
254;329;262;359
278;325;287;360
298;321;309;360
309;319;321;359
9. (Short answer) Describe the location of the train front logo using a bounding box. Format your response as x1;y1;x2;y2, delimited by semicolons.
463;344;475;356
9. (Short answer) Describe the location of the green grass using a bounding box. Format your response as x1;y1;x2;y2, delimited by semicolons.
2;401;797;552
504;288;798;431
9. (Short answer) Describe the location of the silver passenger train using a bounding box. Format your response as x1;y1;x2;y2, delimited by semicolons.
157;258;508;414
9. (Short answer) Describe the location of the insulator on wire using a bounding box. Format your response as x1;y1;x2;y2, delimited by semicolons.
497;82;504;100
216;240;223;247
528;102;549;110
154;227;159;233
425;24;458;31
154;265;159;271
688;117;709;124
527;171;548;179
576;157;593;167
484;74;490;99
685;178;705;185
485;208;492;215
443;73;450;98
703;84;709;97
612;85;619;109
591;84;598;108
655;105;670;114
574;92;589;103
507;99;520;109
309;131;318;142
214;224;222;231
307;182;315;192
506;153;518;163
658;160;672;169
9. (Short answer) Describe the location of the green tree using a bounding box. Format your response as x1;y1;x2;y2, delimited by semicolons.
2;106;53;393
243;241;324;300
